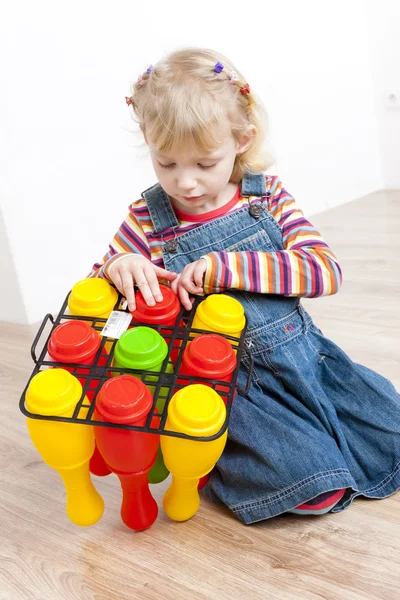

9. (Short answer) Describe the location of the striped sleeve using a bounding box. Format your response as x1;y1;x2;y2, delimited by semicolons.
202;177;342;297
89;202;152;279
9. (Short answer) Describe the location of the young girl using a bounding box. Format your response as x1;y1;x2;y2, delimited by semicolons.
90;47;400;524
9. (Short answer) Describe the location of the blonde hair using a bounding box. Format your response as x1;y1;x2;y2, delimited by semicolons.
127;47;272;183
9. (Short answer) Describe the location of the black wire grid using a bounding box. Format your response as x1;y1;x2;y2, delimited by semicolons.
19;290;253;441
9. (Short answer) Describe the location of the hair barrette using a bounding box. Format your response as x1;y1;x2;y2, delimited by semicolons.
240;83;251;95
125;96;133;106
230;71;238;82
213;61;224;73
137;64;153;86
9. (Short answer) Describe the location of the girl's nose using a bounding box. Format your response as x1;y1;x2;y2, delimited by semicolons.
176;174;197;192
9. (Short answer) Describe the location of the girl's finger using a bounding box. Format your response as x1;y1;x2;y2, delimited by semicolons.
181;279;201;294
121;270;136;311
131;266;156;307
110;271;123;296
170;276;180;296
178;284;192;311
153;265;178;281
180;265;202;294
194;260;206;289
143;264;163;302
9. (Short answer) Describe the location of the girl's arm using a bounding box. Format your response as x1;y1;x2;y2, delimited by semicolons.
89;204;152;280
201;178;342;298
89;204;177;309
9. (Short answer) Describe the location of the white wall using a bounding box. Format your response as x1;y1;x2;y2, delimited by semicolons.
0;211;28;322
365;0;400;188
0;0;387;324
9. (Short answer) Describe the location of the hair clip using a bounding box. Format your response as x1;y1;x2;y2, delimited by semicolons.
214;61;224;73
240;83;251;95
137;65;153;86
230;71;238;82
125;96;133;106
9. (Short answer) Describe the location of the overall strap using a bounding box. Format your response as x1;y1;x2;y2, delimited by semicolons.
240;172;267;197
142;172;267;233
141;183;179;232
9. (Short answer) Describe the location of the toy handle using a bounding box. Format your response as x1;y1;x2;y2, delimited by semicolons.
118;472;158;531
31;313;55;363
237;346;254;397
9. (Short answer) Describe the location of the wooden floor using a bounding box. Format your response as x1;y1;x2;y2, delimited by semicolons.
1;190;399;600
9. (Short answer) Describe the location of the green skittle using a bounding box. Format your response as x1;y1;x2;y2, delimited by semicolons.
112;326;173;483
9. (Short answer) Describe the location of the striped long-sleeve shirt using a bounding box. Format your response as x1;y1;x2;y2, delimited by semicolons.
90;176;342;298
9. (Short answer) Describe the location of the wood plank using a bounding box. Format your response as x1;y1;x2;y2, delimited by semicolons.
1;190;399;600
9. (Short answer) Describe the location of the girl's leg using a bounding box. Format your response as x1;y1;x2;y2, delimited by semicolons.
289;488;347;515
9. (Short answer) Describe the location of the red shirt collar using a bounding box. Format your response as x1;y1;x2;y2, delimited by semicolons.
173;187;241;223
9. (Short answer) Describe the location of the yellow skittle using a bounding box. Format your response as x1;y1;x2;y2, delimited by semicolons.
68;278;118;319
191;294;245;347
161;384;227;522
68;278;119;352
26;369;104;526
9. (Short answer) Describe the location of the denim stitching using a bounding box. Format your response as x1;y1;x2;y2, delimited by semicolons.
239;354;261;385
282;345;301;370
232;469;351;512
297;339;312;364
163;203;283;250
246;308;301;338
142;183;179;231
253;350;280;377
225;229;273;252
239;291;268;325
247;324;306;354
163;212;273;259
304;329;323;358
233;462;400;514
332;460;400;513
361;459;400;494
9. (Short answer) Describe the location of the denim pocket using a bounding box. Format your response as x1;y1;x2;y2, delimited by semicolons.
224;228;274;252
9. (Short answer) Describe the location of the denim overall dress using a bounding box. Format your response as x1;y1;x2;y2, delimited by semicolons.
142;173;400;524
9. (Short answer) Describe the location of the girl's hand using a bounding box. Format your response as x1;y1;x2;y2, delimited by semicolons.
108;254;178;311
170;258;207;311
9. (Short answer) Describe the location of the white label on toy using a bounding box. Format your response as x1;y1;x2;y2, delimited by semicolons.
101;311;132;339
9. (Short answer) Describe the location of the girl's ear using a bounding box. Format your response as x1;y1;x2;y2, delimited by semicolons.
236;125;257;155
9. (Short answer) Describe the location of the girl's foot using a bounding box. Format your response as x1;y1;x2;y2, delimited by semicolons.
289;488;346;515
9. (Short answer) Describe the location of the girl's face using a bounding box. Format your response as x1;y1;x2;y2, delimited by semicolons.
148;133;251;214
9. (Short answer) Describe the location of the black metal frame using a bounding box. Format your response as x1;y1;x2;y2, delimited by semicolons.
19;290;253;441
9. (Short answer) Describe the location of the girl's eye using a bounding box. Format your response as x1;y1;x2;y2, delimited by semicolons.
158;162;217;170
